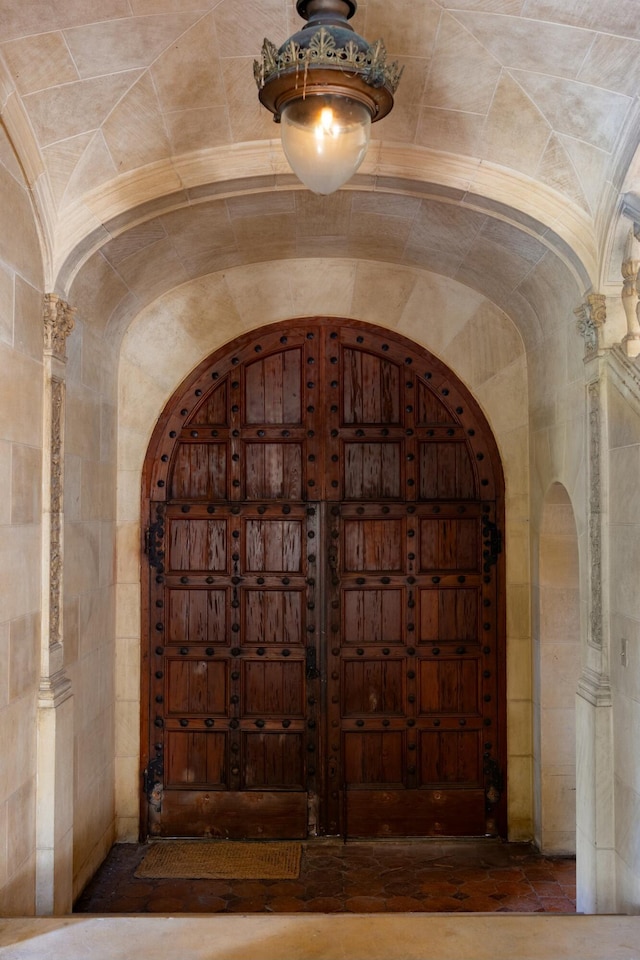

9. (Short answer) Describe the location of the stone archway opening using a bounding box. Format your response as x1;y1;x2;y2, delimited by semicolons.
140;317;507;842
534;482;581;853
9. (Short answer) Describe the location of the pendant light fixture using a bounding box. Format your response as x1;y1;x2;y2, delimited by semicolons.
254;0;402;195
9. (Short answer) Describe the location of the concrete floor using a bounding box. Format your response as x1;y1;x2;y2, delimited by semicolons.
1;915;639;960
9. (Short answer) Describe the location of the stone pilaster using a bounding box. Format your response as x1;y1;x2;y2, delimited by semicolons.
576;295;609;659
576;671;615;913
37;294;75;915
41;293;75;677
621;226;640;358
573;333;635;914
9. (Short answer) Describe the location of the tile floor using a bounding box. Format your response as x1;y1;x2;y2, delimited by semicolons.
74;839;576;914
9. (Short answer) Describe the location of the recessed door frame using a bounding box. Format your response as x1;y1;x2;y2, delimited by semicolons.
140;317;506;840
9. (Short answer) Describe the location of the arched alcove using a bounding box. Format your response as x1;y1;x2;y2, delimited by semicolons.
534;483;581;853
113;261;532;843
139;317;506;841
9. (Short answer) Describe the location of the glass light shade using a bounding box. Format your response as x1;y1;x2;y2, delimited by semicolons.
280;94;371;195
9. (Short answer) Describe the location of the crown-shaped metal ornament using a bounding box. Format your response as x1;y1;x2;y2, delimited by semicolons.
254;0;403;123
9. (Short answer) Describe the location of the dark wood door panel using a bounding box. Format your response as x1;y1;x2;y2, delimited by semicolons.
243;732;306;789
165;658;228;716
171;443;228;500
167;588;228;646
143;319;506;841
244;442;304;499
331;495;499;837
341;659;405;716
343;731;406;786
244;348;303;424
418;658;481;715
243;660;305;716
165;730;227;787
244;517;304;573
342;517;405;572
419;517;480;572
342;347;401;424
418;729;483;787
418;587;479;644
343;442;403;499
145;500;318;838
342;588;404;645
243;588;304;646
166;517;228;573
150;791;308;840
346;789;486;838
190;380;228;426
416;380;459;425
419;442;477;499
327;328;499;836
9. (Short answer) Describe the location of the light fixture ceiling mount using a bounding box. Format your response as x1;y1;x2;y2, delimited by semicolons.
254;0;402;195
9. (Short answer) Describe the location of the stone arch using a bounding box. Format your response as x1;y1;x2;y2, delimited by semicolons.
139;317;507;840
114;260;531;841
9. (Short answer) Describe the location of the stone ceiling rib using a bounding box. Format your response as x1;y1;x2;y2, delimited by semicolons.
67;188;583;356
52;143;597;295
0;0;636;321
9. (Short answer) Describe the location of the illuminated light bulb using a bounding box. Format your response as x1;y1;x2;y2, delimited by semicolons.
281;94;372;195
318;107;337;136
255;1;402;196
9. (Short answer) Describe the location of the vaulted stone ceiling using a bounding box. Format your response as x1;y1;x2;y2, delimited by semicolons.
1;0;639;335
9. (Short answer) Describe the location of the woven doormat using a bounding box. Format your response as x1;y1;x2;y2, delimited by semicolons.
135;841;302;880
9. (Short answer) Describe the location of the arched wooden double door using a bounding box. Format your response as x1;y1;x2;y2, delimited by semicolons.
142;319;505;840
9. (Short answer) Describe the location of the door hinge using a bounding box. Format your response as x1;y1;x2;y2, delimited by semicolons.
145;508;165;571
484;756;504;808
143;753;164;811
481;517;502;572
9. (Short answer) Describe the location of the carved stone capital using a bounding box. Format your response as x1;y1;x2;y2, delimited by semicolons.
586;292;607;325
575;293;607;358
43;293;75;361
575;303;598;354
